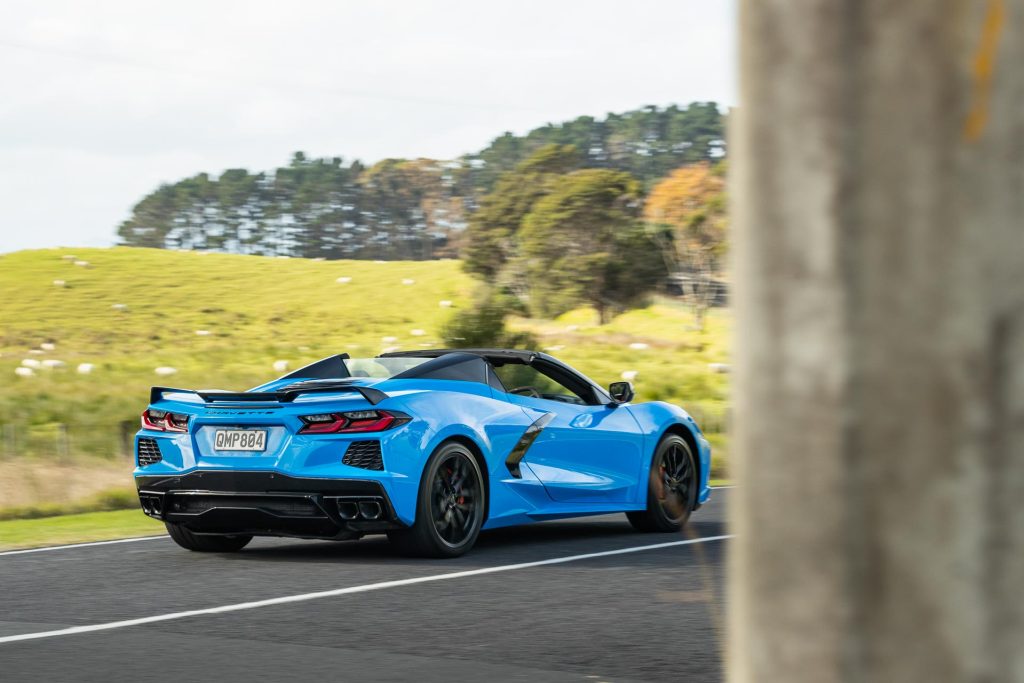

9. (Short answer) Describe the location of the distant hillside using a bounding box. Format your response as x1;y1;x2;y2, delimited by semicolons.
0;248;730;470
117;103;726;261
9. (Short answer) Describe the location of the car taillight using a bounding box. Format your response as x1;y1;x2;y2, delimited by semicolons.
142;409;190;433
299;410;409;434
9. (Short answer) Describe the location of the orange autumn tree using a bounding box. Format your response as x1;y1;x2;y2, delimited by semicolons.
643;161;728;326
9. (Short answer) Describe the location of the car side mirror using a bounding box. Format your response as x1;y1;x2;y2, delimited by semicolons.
609;381;634;404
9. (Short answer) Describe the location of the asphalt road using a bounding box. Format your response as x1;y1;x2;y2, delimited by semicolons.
0;489;731;683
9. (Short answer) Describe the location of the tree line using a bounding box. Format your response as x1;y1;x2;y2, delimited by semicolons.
117;103;726;261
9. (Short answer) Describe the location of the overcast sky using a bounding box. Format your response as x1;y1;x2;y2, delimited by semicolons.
0;0;736;253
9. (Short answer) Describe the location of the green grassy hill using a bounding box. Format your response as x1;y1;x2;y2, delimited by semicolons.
0;247;730;491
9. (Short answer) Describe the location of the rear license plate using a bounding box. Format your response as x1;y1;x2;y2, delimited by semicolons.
214;430;267;452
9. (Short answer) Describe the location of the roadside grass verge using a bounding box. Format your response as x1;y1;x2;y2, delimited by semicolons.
0;486;138;521
0;509;164;551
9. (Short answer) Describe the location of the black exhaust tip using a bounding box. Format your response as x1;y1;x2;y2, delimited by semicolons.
337;501;359;520
140;498;152;514
358;500;382;520
150;497;162;515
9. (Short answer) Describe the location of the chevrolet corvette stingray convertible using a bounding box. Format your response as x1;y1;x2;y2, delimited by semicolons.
134;349;711;557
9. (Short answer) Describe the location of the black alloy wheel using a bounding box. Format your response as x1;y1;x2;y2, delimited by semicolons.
388;441;485;557
430;449;481;548
627;434;697;532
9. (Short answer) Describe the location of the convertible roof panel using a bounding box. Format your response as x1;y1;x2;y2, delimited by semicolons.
379;348;537;364
279;354;352;380
389;352;491;384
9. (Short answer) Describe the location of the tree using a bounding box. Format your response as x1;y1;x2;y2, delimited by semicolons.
519;169;666;323
116;183;180;248
644;161;728;327
461;144;581;279
358;158;465;260
440;290;536;349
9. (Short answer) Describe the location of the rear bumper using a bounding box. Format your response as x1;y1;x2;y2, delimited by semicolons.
135;470;406;540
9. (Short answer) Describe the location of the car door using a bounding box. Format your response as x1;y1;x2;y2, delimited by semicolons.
495;361;645;504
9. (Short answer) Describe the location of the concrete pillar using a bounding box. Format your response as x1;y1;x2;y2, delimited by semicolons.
730;1;1024;681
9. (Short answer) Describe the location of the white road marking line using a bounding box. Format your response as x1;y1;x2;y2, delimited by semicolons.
0;534;733;645
0;536;166;557
710;485;736;490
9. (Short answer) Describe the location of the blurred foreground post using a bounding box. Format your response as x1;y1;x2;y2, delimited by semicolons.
730;1;1024;681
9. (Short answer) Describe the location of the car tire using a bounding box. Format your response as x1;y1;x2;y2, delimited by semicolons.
165;522;252;552
627;434;697;533
387;441;485;558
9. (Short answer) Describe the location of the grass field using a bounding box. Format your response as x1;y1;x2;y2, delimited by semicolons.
0;247;731;513
0;509;164;551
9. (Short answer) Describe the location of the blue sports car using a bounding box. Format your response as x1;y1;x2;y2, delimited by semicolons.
134;349;711;557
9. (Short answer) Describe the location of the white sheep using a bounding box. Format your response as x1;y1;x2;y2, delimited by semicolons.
111;303;128;311
439;300;453;308
629;342;649;350
53;280;66;287
21;358;41;369
336;276;352;284
73;260;90;268
410;329;425;337
15;367;34;377
401;278;415;285
40;342;56;351
41;359;66;369
154;366;178;376
708;363;731;374
77;363;94;374
195;330;211;336
272;360;290;373
381;336;398;343
621;370;639;381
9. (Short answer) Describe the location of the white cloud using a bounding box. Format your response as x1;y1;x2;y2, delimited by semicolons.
0;0;736;253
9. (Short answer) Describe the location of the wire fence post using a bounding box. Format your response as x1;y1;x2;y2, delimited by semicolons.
121;420;135;461
56;423;70;463
1;424;13;460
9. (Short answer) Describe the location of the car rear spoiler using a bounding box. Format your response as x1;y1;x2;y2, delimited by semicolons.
150;384;388;406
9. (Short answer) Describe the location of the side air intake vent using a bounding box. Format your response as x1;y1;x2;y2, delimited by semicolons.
342;440;383;470
137;438;162;467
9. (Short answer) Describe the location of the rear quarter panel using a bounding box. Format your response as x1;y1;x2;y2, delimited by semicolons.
371;379;537;526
